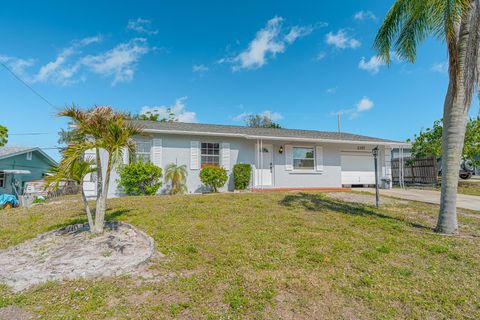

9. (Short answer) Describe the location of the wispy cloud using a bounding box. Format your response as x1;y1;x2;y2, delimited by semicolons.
232;109;283;122
354;10;377;21
0;55;35;78
34;36;102;85
325;30;361;49
431;61;448;73
316;51;327;61
81;38;150;85
358;55;385;74
140;97;197;123
127;18;158;35
332;97;374;119
326;86;338;94
192;64;209;73
224;16;314;71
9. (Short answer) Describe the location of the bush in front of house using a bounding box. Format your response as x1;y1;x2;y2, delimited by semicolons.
199;166;228;192
118;161;163;196
233;163;251;190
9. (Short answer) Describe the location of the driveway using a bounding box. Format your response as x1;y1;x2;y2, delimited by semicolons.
356;188;480;211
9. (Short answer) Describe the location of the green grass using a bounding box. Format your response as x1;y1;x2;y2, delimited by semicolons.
457;181;480;196
1;192;480;319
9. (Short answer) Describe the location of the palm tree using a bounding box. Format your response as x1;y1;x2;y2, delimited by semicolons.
47;157;96;230
165;163;188;195
58;106;142;233
374;0;480;234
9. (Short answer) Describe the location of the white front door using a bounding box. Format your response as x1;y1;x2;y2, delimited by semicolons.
255;144;273;187
341;152;376;185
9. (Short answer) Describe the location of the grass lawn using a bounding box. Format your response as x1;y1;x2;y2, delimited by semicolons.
1;192;480;319
457;180;480;196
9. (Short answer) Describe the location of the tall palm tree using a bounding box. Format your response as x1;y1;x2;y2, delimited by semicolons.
58;106;142;233
47;157;96;230
374;0;480;234
165;163;188;195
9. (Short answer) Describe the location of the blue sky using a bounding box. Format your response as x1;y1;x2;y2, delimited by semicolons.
1;0;478;160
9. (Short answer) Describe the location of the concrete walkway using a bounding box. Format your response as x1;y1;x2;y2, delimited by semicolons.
356;188;480;211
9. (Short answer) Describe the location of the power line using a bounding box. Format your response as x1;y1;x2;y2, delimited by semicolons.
9;132;55;136
0;60;56;109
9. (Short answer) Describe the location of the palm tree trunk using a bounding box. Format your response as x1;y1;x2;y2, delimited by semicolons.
93;152;113;233
80;183;94;231
436;84;470;234
436;6;473;234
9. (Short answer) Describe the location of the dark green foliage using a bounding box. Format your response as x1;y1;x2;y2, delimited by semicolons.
0;124;8;146
199;166;228;192
245;114;282;128
233;163;251;190
409;117;480;165
118;161;163;196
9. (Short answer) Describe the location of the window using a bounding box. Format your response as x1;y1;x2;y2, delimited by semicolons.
293;147;315;170
26;152;32;160
201;142;220;167
0;172;5;188
135;139;152;162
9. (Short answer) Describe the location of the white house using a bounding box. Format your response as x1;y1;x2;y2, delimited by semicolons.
84;121;410;198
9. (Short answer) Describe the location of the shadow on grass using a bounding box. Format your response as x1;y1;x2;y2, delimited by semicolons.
280;192;431;231
47;209;131;232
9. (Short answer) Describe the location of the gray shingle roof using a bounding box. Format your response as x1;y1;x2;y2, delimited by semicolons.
134;120;406;144
0;146;35;158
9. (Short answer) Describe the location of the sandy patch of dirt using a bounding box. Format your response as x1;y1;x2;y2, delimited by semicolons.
0;306;35;320
0;221;155;292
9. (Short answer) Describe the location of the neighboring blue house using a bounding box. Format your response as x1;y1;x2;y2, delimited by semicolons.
0;147;57;196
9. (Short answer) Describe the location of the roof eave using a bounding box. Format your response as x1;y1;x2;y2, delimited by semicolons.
142;128;410;147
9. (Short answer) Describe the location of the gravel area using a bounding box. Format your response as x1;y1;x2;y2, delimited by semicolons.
0;221;155;292
324;191;408;206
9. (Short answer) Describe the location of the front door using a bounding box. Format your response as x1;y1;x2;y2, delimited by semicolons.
255;144;273;187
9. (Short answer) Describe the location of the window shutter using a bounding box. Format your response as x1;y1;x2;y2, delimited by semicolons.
221;143;230;170
84;149;96;161
190;141;200;170
285;145;293;171
315;146;324;172
151;138;162;167
122;147;129;164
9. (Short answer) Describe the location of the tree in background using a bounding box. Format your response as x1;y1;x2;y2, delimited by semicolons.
165;163;188;195
374;0;480;234
136;108;177;122
245;114;282;128
0;124;8;146
410;117;480;166
58;106;142;233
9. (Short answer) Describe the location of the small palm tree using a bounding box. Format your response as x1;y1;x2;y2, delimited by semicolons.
374;0;480;234
47;157;96;230
165;163;188;195
58;106;142;233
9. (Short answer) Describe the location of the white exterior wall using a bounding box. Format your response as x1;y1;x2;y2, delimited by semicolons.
85;133;396;198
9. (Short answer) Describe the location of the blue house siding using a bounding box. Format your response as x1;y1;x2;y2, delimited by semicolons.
0;151;54;195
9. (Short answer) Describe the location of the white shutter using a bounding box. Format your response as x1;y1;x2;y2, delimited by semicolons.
285;145;293;171
221;143;230;170
151;138;162;167
315;146;324;172
122;147;129;164
84;149;96;161
190;141;200;170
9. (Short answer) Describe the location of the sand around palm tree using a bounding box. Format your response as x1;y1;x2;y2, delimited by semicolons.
0;221;155;292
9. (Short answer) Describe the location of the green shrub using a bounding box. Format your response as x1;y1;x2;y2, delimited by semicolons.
233;163;251;190
118;161;163;196
199;166;228;192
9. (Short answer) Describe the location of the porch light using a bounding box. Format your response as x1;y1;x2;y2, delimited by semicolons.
279;146;284;154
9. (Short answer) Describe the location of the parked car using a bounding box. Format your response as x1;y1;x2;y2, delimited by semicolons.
438;159;475;180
